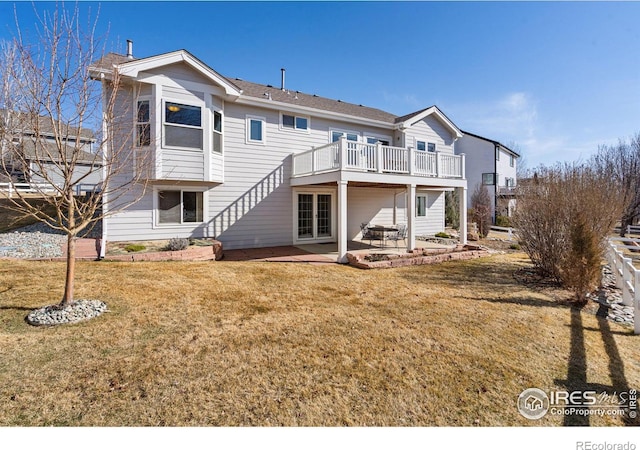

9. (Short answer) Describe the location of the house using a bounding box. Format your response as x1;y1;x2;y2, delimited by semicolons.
0;110;101;192
455;131;519;222
89;46;468;263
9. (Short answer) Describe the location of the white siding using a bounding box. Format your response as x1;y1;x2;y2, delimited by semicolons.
455;134;496;212
404;116;456;154
414;191;445;236
347;187;406;239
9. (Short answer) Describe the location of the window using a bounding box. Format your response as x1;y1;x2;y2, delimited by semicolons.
482;173;496;185
246;115;266;144
416;195;427;217
427;143;436;152
331;130;359;142
281;113;309;131
416;141;426;151
164;101;203;150
157;190;204;225
510;154;515;167
213;111;222;153
135;100;150;147
496;148;500;161
505;177;515;188
366;137;390;145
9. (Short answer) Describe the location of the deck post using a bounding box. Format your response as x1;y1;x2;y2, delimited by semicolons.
376;142;383;173
458;186;468;245
407;183;416;251
337;180;348;263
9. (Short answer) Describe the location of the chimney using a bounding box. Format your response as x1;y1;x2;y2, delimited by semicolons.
281;68;285;91
126;40;133;60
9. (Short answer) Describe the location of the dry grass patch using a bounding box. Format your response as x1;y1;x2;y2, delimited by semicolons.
0;254;638;426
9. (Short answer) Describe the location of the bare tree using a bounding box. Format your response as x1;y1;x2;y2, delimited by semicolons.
0;4;148;307
591;134;640;237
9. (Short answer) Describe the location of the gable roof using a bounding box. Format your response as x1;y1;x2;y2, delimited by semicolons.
395;106;463;138
91;50;243;97
1;110;95;141
461;130;519;157
92;50;462;134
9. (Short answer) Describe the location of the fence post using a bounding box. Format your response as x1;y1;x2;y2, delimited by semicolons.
633;268;640;335
615;249;625;289
623;258;634;307
376;142;383;173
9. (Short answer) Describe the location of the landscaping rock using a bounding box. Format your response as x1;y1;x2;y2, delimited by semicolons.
26;299;107;326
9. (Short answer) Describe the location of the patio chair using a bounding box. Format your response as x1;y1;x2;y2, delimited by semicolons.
388;223;408;248
360;222;375;245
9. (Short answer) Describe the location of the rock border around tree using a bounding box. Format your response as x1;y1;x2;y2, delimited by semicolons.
26;299;107;326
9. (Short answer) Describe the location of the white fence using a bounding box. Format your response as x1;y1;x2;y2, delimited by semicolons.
490;225;515;240
0;182;100;198
606;238;640;334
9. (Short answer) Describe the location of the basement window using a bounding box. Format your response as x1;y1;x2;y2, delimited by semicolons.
157;190;204;224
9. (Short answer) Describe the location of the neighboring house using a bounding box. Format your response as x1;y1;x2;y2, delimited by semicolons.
90;47;468;262
455;131;519;222
0;111;101;191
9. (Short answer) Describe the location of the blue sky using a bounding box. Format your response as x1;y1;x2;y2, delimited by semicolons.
1;1;639;167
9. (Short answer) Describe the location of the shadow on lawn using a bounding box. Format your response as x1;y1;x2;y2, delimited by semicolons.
405;257;639;426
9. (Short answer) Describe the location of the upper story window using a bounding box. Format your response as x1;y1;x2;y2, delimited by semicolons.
496;148;500;161
427;143;436;152
366;137;390;146
135;99;150;147
164;101;203;150
246;115;266;144
416;141;426;151
213;111;222;154
281;113;309;131
510;154;515;167
331;130;359;143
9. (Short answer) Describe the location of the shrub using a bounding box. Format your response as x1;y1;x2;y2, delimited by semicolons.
435;232;451;239
470;184;492;238
165;238;190;251
445;190;460;229
124;244;146;253
509;243;521;250
512;163;622;303
495;215;511;228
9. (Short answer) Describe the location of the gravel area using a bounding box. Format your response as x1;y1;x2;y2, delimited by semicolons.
26;299;108;326
0;223;66;259
0;220;101;259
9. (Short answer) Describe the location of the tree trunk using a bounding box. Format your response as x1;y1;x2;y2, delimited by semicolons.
60;234;76;307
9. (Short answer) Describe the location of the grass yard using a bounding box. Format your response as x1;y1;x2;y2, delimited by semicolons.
0;253;638;426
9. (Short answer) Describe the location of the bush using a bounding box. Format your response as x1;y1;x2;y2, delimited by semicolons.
435;232;451;238
470;184;492;238
445;190;460;229
124;244;146;253
512;163;622;303
495;215;511;228
509;243;521;250
165;238;190;251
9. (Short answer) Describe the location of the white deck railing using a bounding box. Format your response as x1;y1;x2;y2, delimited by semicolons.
292;138;465;179
606;238;640;334
0;182;57;198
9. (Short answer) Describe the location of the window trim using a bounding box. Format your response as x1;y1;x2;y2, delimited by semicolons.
153;186;208;228
365;135;392;146
162;99;204;152
482;173;496;185
416;194;428;217
496;148;501;161
509;154;515;167
212;109;223;154
134;97;151;148
416;140;426;151
427;142;436;153
280;112;310;133
246;115;266;144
